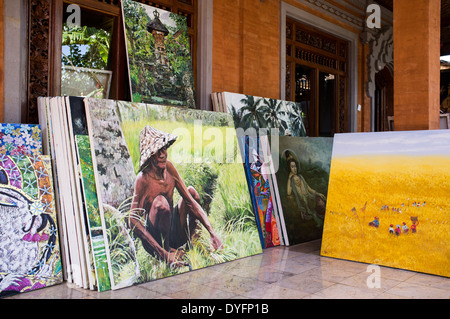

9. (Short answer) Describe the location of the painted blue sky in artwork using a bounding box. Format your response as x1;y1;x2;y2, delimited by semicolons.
332;130;450;157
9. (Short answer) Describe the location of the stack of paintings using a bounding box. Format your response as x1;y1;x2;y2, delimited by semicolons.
223;92;332;247
37;96;111;291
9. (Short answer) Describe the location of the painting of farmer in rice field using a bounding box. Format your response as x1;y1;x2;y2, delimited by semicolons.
84;98;262;290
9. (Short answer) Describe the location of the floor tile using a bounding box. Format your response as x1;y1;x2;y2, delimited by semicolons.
300;265;357;283
378;266;418;281
166;283;237;299
267;258;318;275
403;272;450;290
312;283;383;299
6;282;91;299
274;272;335;294
241;283;310;299
87;285;163;299
203;273;270;295
339;271;402;292
140;275;201;296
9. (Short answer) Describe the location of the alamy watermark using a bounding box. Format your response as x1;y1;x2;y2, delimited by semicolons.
66;4;81;28
366;264;381;289
366;4;381;29
167;123;280;172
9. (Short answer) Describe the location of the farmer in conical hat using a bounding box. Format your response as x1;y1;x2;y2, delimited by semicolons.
129;126;223;268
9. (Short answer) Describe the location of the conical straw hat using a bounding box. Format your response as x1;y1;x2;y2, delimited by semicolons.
139;126;177;169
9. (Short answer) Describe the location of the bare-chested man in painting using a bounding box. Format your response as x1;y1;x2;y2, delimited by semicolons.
128;126;222;268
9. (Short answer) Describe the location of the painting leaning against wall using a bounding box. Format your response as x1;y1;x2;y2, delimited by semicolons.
223;92;307;137
0;155;63;297
122;0;196;108
85;98;262;290
273;136;333;246
239;134;281;249
321;130;450;278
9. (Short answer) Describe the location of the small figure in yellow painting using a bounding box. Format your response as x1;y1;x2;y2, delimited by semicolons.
369;216;380;228
410;217;419;233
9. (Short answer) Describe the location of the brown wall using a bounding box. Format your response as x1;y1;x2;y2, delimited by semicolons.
212;0;280;99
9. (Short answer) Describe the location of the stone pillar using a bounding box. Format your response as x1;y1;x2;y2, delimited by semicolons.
393;0;441;131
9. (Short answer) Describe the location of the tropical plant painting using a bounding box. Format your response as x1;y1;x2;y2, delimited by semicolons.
0;123;42;156
321;130;450;278
224;92;307;137
85;98;262;290
239;135;280;249
122;0;196;108
0;155;63;297
274;136;333;246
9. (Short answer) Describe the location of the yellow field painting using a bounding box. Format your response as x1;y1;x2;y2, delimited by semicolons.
321;131;450;278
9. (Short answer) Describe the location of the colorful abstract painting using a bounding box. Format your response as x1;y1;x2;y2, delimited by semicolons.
0;155;63;297
122;0;196;108
239;135;280;249
224;92;307;137
321;130;450;278
274;136;333;246
0;123;42;156
85;98;262;290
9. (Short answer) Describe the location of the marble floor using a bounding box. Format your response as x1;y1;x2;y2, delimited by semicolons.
5;240;450;300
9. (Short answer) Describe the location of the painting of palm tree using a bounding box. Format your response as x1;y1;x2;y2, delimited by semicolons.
259;98;288;132
224;92;307;137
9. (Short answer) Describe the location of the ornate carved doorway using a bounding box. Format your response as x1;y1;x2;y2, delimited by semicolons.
285;18;349;137
374;66;394;131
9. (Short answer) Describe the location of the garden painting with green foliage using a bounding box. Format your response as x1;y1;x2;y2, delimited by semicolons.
122;0;196;108
115;101;262;285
